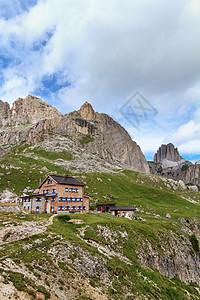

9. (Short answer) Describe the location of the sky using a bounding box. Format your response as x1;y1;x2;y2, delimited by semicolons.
0;0;200;161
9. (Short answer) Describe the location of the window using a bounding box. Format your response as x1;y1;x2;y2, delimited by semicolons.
27;206;30;210
51;197;55;202
77;189;79;193
62;197;66;202
39;198;42;202
77;198;80;202
83;206;86;210
52;189;56;193
65;206;67;211
77;206;79;211
51;206;54;213
72;188;76;193
67;197;71;202
81;198;83;202
59;197;62;202
24;206;26;209
46;190;49;194
43;190;45;194
69;188;72;192
58;206;61;211
72;198;75;202
65;188;68;192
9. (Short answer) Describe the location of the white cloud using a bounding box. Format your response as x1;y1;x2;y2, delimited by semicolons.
0;0;199;157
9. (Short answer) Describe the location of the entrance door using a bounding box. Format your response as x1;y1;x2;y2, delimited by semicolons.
46;202;51;213
36;206;39;214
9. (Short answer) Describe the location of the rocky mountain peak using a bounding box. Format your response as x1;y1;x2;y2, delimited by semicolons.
10;94;62;124
154;143;183;163
78;101;96;120
0;100;10;119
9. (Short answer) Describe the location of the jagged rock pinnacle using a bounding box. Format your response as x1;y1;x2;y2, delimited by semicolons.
78;101;96;120
154;143;183;163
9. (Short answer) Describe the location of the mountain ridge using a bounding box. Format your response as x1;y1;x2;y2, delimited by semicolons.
0;95;149;173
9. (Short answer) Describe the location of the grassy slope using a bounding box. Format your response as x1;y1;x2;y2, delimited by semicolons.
0;143;199;298
0;212;199;299
0;144;199;220
83;171;200;220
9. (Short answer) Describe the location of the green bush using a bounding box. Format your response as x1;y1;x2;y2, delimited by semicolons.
181;164;189;171
189;234;199;252
37;285;50;299
57;215;70;222
79;135;94;145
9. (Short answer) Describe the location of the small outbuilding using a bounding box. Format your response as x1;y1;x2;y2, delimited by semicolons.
96;203;136;219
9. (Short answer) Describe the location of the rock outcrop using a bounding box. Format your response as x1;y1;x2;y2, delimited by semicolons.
10;95;62;124
56;102;150;173
154;143;183;163
0;96;149;173
150;143;200;188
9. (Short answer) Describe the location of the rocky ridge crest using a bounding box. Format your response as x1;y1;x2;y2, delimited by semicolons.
0;95;149;173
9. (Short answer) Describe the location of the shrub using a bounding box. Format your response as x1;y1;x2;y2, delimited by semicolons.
157;166;163;174
181;164;189;171
37;285;50;299
57;215;70;222
189;234;199;252
3;232;11;241
79;135;94;145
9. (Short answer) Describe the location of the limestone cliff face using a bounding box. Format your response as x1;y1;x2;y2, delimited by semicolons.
154;143;183;163
136;218;200;285
56;102;150;173
0;97;149;173
10;95;62;124
151;143;200;187
0;100;10;127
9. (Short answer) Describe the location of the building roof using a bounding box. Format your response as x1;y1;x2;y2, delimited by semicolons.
20;194;44;198
109;206;136;211
39;175;85;189
96;203;116;207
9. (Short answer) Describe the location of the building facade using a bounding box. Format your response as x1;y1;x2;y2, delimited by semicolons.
21;175;89;214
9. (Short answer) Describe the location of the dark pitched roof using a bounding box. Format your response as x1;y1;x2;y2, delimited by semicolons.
96;203;116;207
20;194;44;198
109;206;136;211
39;175;84;189
50;175;84;186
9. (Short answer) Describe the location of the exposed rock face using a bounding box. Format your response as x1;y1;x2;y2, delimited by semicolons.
150;143;200;188
0;100;10;119
56;102;150;173
154;143;183;163
0;96;149;173
0;100;10;127
136;222;200;285
10;95;62;124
